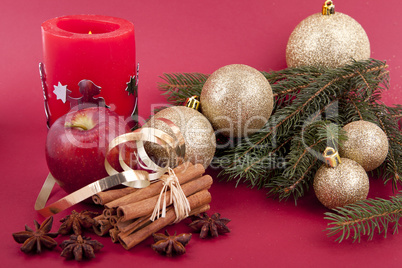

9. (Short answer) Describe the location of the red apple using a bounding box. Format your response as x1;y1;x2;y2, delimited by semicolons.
45;107;134;193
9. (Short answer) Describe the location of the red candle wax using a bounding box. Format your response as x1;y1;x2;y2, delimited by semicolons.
41;15;137;126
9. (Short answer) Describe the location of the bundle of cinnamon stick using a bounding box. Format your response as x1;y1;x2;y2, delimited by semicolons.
91;162;212;250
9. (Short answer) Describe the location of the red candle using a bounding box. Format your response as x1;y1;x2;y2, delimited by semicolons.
41;15;137;126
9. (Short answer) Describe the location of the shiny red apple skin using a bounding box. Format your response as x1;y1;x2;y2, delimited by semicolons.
45;107;132;193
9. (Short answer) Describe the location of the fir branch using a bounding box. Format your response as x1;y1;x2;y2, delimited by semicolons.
324;192;402;243
158;59;402;240
158;58;399;202
272;85;307;97
338;98;377;125
215;143;287;189
266;121;346;201
230;59;388;168
374;104;402;189
158;73;209;105
243;136;292;174
261;66;323;85
262;67;323;107
267;157;318;202
348;99;364;120
281;158;318;203
308;98;341;124
216;59;390;198
283;158;318;194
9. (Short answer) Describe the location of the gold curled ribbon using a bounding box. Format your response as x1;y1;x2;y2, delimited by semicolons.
105;118;189;221
35;170;149;217
35;118;186;217
105;118;186;182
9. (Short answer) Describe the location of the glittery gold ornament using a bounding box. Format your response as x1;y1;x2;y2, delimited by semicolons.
314;154;369;209
200;64;273;138
339;120;389;172
143;106;216;168
286;1;370;68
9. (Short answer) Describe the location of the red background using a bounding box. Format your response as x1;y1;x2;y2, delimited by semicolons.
1;0;401;267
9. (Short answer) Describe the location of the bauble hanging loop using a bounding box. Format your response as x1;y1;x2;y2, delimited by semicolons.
322;0;335;15
185;95;201;111
323;147;341;168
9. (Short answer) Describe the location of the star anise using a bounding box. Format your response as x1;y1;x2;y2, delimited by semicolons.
12;216;58;254
60;235;103;261
58;210;99;235
151;230;192;257
189;212;231;239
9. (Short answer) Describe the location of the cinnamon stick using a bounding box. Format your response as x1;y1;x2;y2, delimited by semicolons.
109;228;121;243
92;187;137;205
92;215;113;236
103;208;117;219
188;203;210;216
119;189;212;250
93;162;194;205
117;203;211;240
105;163;204;209
117;175;213;222
116;215;150;233
109;215;119;226
117;217;152;241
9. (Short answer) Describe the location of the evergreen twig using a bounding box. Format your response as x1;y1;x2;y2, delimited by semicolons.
325;193;402;243
231;60;388;166
158;73;209;105
375;105;402;189
157;59;400;202
157;58;402;242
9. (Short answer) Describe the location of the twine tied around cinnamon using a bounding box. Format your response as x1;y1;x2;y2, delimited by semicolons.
150;167;191;223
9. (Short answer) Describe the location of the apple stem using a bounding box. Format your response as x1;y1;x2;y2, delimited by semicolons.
65;123;88;131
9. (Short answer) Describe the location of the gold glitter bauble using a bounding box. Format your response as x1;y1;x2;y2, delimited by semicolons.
313;158;369;209
286;12;370;68
200;64;273;138
339;120;389;172
143;106;216;168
